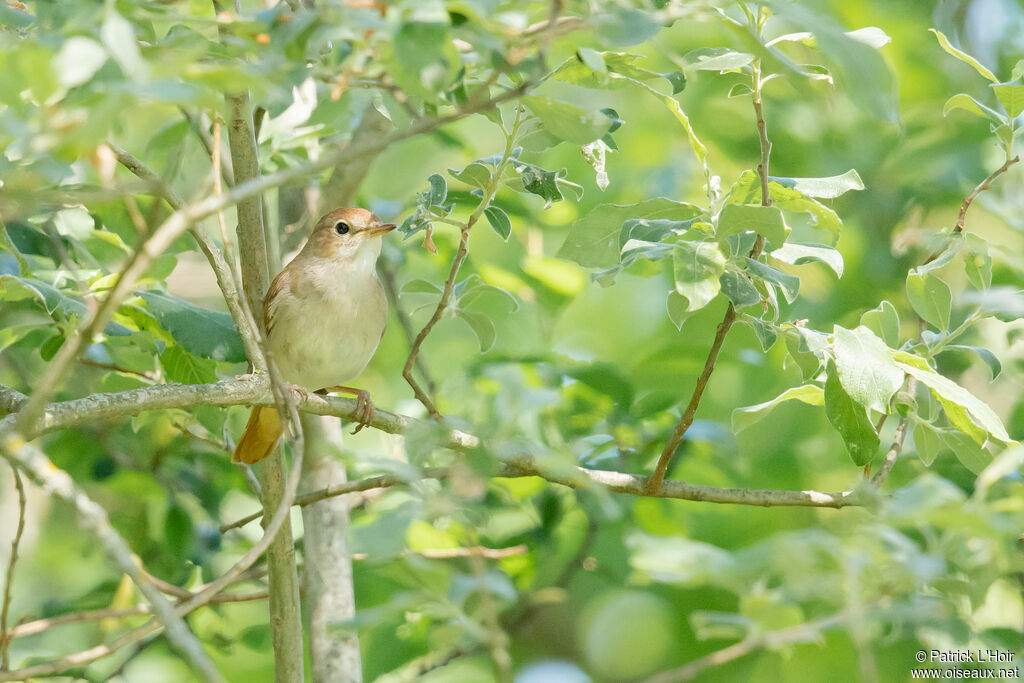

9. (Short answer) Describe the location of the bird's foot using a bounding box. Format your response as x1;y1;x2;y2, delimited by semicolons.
322;385;374;434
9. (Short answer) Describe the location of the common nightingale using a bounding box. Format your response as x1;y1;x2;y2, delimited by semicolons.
232;207;395;465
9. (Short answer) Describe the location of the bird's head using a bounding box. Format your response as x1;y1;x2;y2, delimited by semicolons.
305;207;396;263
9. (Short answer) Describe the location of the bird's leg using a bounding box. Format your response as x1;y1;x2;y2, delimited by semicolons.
322;385;374;433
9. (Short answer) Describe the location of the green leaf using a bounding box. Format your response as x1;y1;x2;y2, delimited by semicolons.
769;243;843;278
102;10;148;82
991;82;1024;118
615;76;709;187
54;37;108;88
767;170;865;199
960;233;992;290
516;164;564;206
744;316;778;352
942;345;1001;379
426;174;447;206
942;94;1005;124
159;344;217;384
400;279;442;295
672;241;727;312
824;361;880;466
594;8;661;46
929;29;999;83
906;271;951;331
558;199;703;269
449;162;491;190
938;429;993;474
719;270;761;308
913;421;940;466
483;206;511;241
893;351;1010;444
666;292;691;331
745;258;800;304
683;47;754;72
138;291;246;363
860;300;900;348
716;204;786;247
732;385;824;433
845;27;891;49
0;274;130;337
522;96;608;144
728;171;842;242
457;309;495;352
832;325;904;413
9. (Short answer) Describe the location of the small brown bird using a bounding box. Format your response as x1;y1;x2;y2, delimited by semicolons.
232;207;396;465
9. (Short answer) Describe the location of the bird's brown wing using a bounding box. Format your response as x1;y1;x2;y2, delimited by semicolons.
263;266;293;337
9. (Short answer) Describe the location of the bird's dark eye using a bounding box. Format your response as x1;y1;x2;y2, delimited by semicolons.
334;221;350;235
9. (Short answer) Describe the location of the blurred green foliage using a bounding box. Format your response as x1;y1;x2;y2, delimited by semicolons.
1;0;1023;681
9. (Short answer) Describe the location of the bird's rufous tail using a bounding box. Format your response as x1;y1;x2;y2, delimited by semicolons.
232;405;283;465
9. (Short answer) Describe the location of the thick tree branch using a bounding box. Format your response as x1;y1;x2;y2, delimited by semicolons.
225;88;304;682
0;379;862;512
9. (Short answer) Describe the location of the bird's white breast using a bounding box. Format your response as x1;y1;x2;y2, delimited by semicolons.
266;241;387;391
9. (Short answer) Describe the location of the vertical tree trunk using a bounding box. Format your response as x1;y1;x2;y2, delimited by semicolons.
227;91;304;683
301;415;362;682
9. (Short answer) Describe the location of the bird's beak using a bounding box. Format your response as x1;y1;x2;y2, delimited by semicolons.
367;223;397;236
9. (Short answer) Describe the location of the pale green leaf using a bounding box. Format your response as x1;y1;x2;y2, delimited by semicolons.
906;271;951;330
717;204;786;246
832;325;904;413
859;300;900;348
768;169;865;199
732;385;824;433
991;82;1024;118
929;29;998;83
558;199;703;268
770;243;843;277
893;351;1010;444
683;47;754;72
672;241;726;312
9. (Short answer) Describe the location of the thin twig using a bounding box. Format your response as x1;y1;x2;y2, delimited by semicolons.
402;106;525;419
647;54;772;493
954;155;1019;234
645;611;851;682
0;437;224;683
79;358;157;382
379;260;438;398
9;590;268;641
0;416;303;682
0;465;26;670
